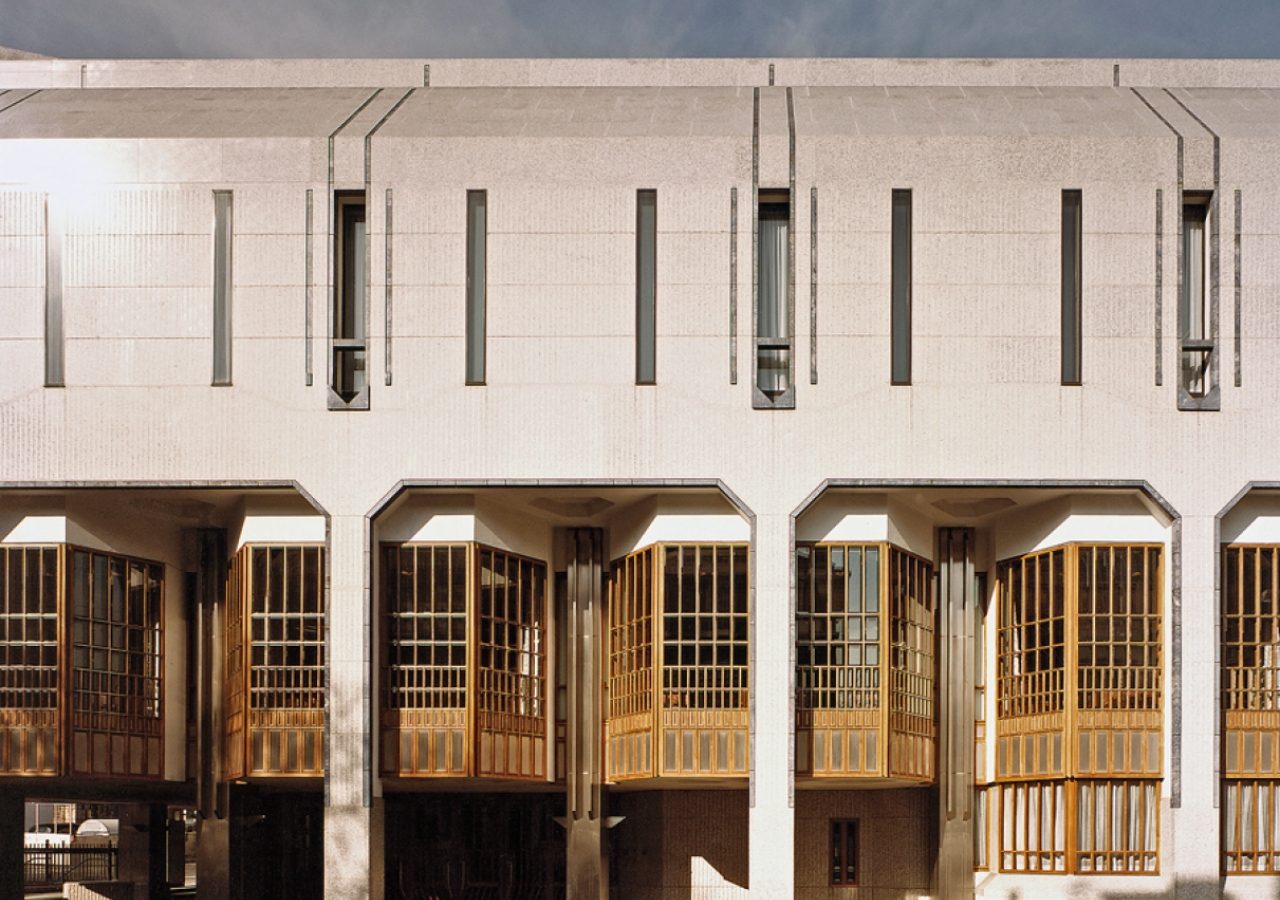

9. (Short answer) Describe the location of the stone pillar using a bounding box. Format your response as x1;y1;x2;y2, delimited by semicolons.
748;512;794;898
117;803;169;900
564;528;606;900
0;789;22;900
325;513;381;900
1174;513;1220;900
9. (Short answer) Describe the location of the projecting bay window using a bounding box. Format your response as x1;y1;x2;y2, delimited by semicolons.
331;192;368;409
0;545;163;778
794;543;935;781
224;545;324;778
755;190;793;407
1222;545;1280;873
1179;196;1215;406
605;544;749;780
995;543;1164;874
380;543;546;780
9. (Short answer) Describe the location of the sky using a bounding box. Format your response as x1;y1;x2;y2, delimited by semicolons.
2;0;1279;60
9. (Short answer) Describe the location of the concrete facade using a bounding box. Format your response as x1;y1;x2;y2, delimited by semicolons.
2;56;1280;899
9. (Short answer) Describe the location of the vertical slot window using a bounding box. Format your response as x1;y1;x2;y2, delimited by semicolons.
213;191;233;386
891;190;912;385
756;189;792;404
466;190;487;385
636;190;657;385
1180;197;1210;399
1061;190;1082;385
332;193;367;407
830;820;858;885
44;193;64;388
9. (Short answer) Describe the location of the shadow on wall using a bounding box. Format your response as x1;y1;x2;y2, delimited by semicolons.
981;877;1274;900
611;790;749;900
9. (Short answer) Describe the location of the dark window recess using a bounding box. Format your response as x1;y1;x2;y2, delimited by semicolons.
636;190;657;385
1061;190;1082;385
891;190;912;385
332;192;368;407
831;820;858;885
756;189;792;403
466;190;487;385
1180;198;1211;400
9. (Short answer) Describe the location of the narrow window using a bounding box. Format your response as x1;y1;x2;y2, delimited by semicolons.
332;192;367;406
830;820;858;885
466;190;487;385
891;190;912;385
1180;197;1210;398
1061;190;1082;385
756;189;791;402
44;194;64;388
636;190;657;385
212;190;233;386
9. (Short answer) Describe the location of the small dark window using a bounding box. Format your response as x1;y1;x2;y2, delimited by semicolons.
1061;190;1082;385
831;819;858;885
636;190;657;384
213;190;233;386
890;190;912;385
466;190;487;385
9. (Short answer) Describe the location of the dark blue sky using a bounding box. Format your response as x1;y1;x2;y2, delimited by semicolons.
1;0;1278;59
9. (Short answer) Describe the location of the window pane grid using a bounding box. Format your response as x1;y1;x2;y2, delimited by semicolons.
1000;780;1066;872
1077;546;1162;713
1075;779;1159;872
660;545;748;710
70;551;163;724
997;548;1067;719
247;546;325;712
476;548;546;727
0;546;59;710
384;545;468;711
609;547;654;721
796;545;882;712
1224;780;1280;873
1223;546;1280;714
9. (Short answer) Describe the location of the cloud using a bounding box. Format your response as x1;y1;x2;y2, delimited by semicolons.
0;0;1277;59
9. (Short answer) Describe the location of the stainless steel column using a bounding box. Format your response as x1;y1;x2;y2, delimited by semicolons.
934;527;976;900
565;528;607;900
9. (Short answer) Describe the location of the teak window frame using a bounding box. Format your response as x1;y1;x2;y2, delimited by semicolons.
225;544;325;780
604;543;751;781
0;544;164;779
1221;545;1280;873
794;542;935;781
380;542;548;781
995;542;1165;875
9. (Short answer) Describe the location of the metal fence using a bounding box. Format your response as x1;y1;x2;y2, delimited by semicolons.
24;845;118;888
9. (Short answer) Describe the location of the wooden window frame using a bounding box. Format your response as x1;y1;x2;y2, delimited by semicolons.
379;542;548;781
996;543;1163;784
830;819;858;886
794;542;935;780
226;544;325;779
604;543;751;780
